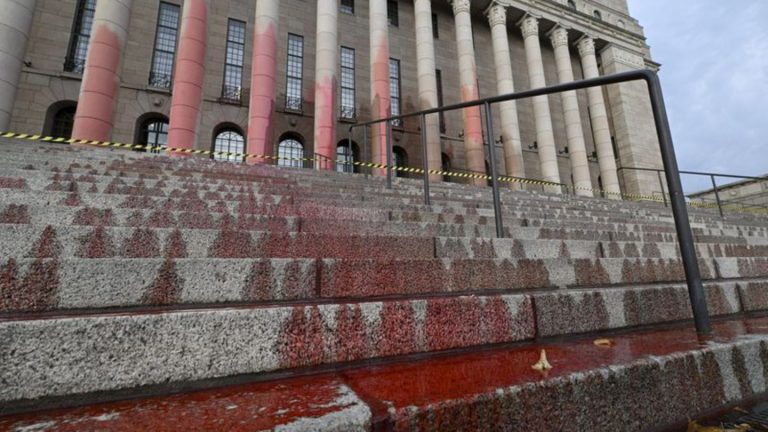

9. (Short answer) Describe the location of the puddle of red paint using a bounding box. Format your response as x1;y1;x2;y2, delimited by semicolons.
3;317;768;430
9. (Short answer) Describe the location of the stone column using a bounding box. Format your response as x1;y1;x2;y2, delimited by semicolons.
577;36;621;198
450;0;485;185
247;0;279;161
549;26;591;196
0;0;36;132
600;43;663;198
369;0;390;172
414;0;442;181
167;0;210;152
313;0;338;166
487;4;525;185
71;0;134;142
520;15;561;189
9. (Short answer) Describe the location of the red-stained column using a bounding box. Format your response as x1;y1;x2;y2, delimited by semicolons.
449;0;486;185
369;0;391;175
167;0;210;153
313;0;338;166
71;0;133;142
247;0;279;162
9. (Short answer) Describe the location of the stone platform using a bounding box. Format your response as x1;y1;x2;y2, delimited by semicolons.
1;138;767;430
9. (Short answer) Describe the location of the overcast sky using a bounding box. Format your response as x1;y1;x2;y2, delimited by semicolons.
628;0;768;192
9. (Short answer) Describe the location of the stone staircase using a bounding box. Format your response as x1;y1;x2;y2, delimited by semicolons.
1;138;768;431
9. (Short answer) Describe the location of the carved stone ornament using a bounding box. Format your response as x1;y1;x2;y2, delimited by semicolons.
487;4;507;27
549;27;569;47
450;0;471;15
520;16;539;38
577;36;596;57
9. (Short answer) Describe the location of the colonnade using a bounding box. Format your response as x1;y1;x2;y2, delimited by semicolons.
1;0;626;197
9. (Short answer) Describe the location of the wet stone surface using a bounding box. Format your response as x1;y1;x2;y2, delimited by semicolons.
4;316;768;431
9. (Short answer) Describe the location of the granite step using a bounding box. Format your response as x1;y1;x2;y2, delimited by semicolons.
4;255;759;313
0;292;536;404
0;225;435;261
2;315;768;431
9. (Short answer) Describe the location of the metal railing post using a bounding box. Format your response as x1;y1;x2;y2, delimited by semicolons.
347;129;353;174
363;126;370;177
385;123;393;189
645;72;712;335
419;114;431;206
484;102;505;238
711;175;724;218
657;170;668;207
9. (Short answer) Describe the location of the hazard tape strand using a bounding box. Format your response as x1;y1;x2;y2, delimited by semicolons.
1;131;766;215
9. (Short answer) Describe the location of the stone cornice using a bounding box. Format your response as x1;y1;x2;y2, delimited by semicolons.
497;0;650;64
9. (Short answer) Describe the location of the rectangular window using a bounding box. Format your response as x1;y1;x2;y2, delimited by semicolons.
222;19;246;103
436;69;446;133
340;0;354;14
389;58;401;127
387;0;399;27
149;2;181;89
285;34;304;112
340;47;355;120
64;0;96;73
432;13;439;39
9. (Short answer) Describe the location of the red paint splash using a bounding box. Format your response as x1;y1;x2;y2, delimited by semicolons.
278;306;328;368
164;229;188;259
0;177;28;189
143;259;183;306
78;226;116;258
0;204;30;224
376;301;417;357
244;260;272;301
1;227;60;311
122;228;161;258
333;304;367;362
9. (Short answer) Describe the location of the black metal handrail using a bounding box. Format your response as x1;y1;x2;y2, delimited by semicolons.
618;166;768;217
346;69;713;334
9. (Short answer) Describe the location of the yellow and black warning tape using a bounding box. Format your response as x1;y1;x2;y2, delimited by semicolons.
2;131;767;215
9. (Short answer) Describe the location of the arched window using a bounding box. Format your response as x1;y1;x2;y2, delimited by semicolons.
44;102;77;139
441;153;452;183
277;136;304;168
567;0;577;10
393;146;408;178
136;115;169;153
336;141;359;173
213;129;245;162
593;10;602;20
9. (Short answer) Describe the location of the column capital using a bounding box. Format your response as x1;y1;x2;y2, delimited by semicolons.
486;4;507;27
577;35;596;57
518;15;539;38
548;26;569;48
449;0;471;15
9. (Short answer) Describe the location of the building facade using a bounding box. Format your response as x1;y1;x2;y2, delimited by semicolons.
689;177;768;210
1;0;664;196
